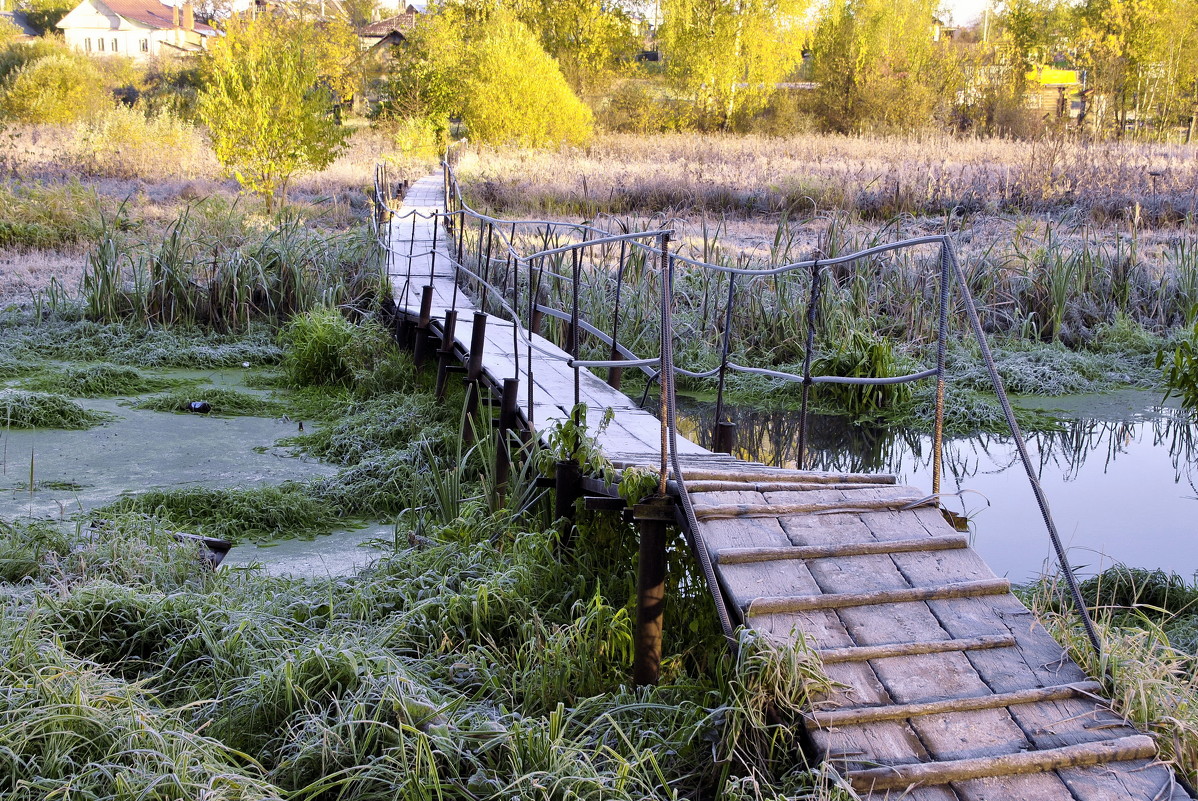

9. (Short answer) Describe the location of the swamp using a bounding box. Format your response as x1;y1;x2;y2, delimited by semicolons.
2;122;1198;798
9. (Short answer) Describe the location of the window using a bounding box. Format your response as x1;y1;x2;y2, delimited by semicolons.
97;38;104;51
139;39;148;52
111;38;117;52
84;38;91;52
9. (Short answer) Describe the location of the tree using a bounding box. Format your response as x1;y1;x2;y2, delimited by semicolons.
809;0;945;132
197;16;348;210
660;0;810;130
507;0;637;95
19;0;74;35
1074;0;1198;137
381;5;594;148
459;9;594;146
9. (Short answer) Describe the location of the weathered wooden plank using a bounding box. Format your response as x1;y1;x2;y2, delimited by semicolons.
746;579;1012;615
846;735;1157;793
717;534;968;565
816;634;1016;664
812;682;1103;728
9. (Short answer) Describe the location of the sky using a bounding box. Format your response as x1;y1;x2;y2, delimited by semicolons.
944;0;991;25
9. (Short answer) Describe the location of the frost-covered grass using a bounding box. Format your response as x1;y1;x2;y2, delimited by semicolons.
0;388;111;429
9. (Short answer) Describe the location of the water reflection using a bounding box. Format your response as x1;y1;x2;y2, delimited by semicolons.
676;392;1198;582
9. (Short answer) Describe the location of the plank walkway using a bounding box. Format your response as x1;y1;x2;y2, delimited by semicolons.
387;175;1187;800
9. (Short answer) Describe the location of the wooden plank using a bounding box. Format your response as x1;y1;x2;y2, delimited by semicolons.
694;494;931;520
817;634;1017;664
846;735;1157;793
746;579;1012;615
717;534;968;565
812;682;1103;728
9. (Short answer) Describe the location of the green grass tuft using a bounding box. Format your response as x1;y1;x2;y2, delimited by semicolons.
0;389;112;429
96;484;342;542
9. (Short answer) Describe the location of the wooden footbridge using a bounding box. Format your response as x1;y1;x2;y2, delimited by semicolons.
373;166;1188;800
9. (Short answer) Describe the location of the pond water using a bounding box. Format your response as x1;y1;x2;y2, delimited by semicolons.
0;369;391;576
676;390;1198;584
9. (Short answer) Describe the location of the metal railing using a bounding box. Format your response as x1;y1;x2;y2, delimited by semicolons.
370;160;1104;657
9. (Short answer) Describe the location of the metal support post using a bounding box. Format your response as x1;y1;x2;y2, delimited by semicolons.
554;458;582;555
714;421;737;455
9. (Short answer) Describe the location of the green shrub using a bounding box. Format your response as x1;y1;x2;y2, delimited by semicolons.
278;307;402;390
0;53;109;123
1158;319;1198;412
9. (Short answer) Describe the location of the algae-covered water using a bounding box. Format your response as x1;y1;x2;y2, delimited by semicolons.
677;390;1198;583
0;368;391;575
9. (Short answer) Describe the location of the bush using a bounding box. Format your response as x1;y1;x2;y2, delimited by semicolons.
0;53;109;123
460;12;594;148
72;106;213;179
278;306;400;390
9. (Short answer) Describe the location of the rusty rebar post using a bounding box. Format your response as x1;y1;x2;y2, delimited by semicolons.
632;495;673;686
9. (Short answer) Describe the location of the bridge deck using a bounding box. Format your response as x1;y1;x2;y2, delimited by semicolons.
388;174;1185;800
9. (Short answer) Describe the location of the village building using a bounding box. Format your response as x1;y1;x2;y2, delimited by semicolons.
0;10;39;42
56;0;218;59
356;4;419;52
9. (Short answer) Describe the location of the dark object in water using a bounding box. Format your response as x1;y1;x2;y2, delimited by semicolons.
189;401;212;414
89;519;233;569
173;531;233;568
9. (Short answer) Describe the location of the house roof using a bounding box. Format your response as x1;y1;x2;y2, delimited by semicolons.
358;10;418;37
61;0;218;35
1;10;39;37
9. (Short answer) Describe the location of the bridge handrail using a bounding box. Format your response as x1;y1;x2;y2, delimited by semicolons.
372;161;1105;658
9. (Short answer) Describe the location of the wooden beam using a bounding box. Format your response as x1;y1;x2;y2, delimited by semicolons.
844;735;1157;792
815;634;1016;664
745;579;1011;615
717;534;968;565
693;496;932;520
812;681;1104;728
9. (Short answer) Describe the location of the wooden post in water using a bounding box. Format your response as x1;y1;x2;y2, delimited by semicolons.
412;286;434;367
714;421;737;455
434;310;457;400
632;495;672;686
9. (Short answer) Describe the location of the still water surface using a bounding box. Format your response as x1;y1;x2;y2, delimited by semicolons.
676;390;1198;583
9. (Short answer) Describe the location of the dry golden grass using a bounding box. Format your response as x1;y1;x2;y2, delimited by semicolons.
456;132;1198;223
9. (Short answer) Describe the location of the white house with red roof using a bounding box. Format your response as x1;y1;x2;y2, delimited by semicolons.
56;0;218;59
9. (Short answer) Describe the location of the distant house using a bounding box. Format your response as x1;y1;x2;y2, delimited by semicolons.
0;10;39;42
56;0;218;59
357;5;418;52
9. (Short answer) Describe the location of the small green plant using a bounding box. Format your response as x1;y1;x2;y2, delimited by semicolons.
1158;318;1198;412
